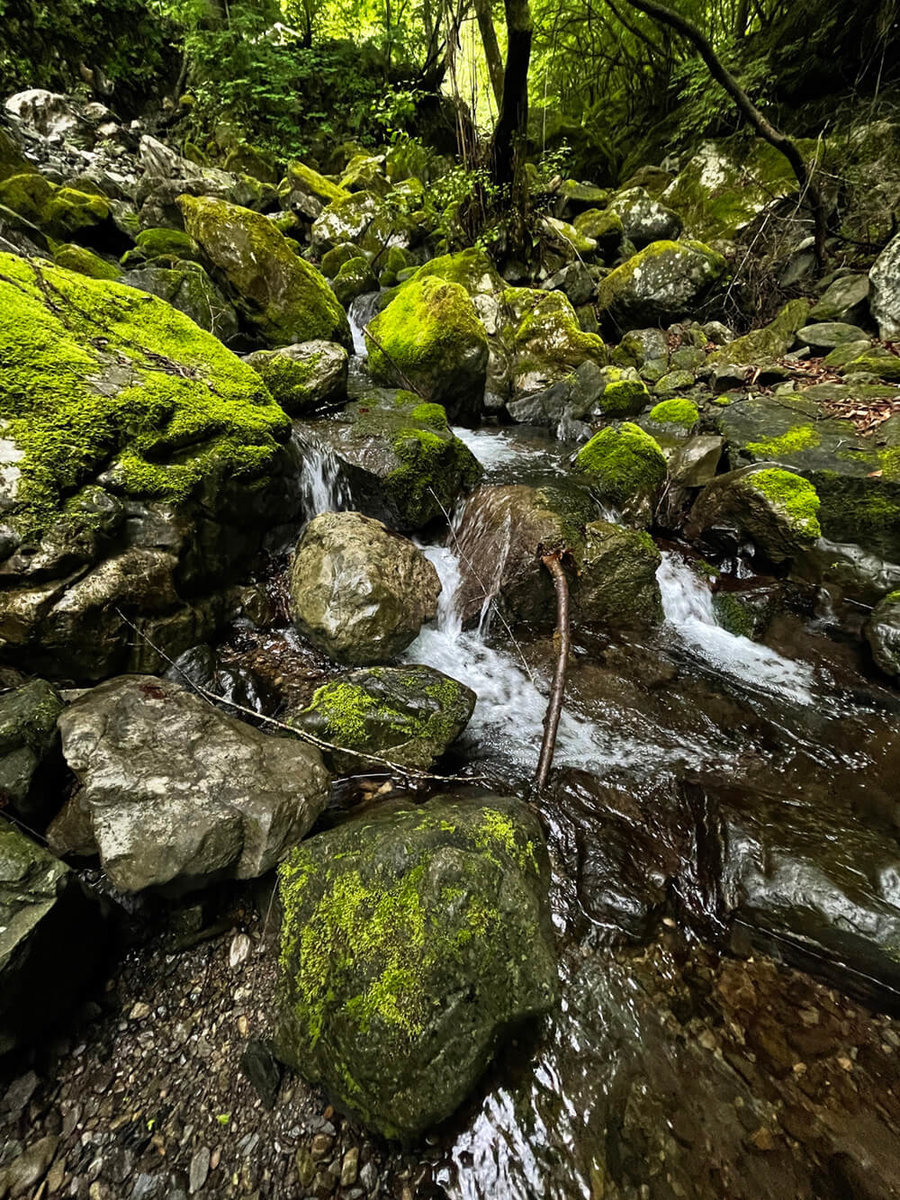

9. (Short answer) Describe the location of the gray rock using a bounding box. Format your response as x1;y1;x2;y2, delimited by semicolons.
668;435;724;488
0;1134;59;1197
795;322;869;352
243;340;348;414
122;263;238;341
274;794;558;1140
289;512;441;664
870;232;900;339
0;678;64;825
57;675;330;892
596;241;727;329
611;186;682;246
808;274;871;323
866;591;900;679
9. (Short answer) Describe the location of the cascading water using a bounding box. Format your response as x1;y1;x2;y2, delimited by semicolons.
295;431;351;517
347;291;383;357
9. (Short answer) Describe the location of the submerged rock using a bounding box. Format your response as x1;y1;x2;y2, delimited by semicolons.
275;794;558;1140
56;675;330;893
687;465;821;564
0;822;108;1055
366;277;489;424
179;194;350;348
0;678;64;826
289;512;441;665
288;665;476;771
244;341;348;415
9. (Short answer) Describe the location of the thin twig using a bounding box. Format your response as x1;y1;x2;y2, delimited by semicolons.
534;550;571;790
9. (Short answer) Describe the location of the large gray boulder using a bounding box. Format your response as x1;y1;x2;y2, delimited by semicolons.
275;794;558;1139
870;231;900;339
56;676;330;892
596;240;727;330
289;512;441;664
0;822;108;1054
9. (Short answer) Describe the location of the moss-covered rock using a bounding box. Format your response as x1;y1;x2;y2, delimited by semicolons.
578;521;663;628
709;299;810;366
51;242;121;280
504;287;608;397
648;398;700;429
596;240;727;330
574;423;667;525
178;195;351;349
0;172;110;241
366;277;489;425
687;466;821;563
120;226;204;270
594;368;651;418
332;256;378;308
310;190;401;256
288;665;476;772
121;262;239;342
320;243;361;279
0;127;35;184
573;208;625;259
0;250;294;680
540;216;598;259
339;153;389;196
289;512;441;665
275;794;557;1140
244;341;348;415
400;247;504;298
0;677;64;825
294;391;481;531
280;161;350;209
610;186;682;247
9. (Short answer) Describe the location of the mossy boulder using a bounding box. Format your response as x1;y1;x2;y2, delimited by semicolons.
289;512;441;665
178;195;351;349
0;677;64;826
288;665;476;772
320;243;361;279
366;277;489;425
866;591;900;680
310;191;401;256
809;274;870;324
0;822;108;1056
573;209;625;259
331;256;378;308
610;186;682;247
574;423;668;526
0;173;110;242
595;240;727;330
0;251;294;681
647;398;700;430
120;226;204;269
339;153;389;196
709;299;810;367
687;465;821;564
504;287;608;398
401;247;504;298
540;216;598;259
51;242;121;280
295;391;481;531
279;161;350;210
577;521;663;629
244;341;348;415
121;263;239;342
594;368;651;418
275;794;558;1140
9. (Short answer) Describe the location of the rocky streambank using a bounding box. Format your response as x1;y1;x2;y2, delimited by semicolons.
2;84;900;1200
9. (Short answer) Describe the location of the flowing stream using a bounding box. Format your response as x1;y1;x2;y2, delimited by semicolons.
283;382;900;1199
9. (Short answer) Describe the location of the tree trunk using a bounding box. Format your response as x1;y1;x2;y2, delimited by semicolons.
474;0;506;109
490;0;533;189
620;0;828;268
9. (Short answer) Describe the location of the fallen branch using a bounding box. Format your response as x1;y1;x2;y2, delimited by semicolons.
534;550;571;790
114;609;490;789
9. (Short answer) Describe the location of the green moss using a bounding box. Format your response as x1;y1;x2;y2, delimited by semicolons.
648;397;699;427
598;377;650;417
745;423;821;458
320;243;363;279
305;681;392;746
51;243;121;280
596;240;727;319
748;468;821;539
709;299;810;366
120;227;203;269
0;252;289;538
367;277;488;381
409;402;448;430
473;808;539;876
880;447;900;482
712;591;756;639
574;422;667;508
282;161;350;205
386;426;480;528
402;247;503;296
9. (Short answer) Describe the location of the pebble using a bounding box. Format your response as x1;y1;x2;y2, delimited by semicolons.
189;1145;210;1194
310;1132;334;1160
229;933;252;969
341;1146;360;1187
129;1002;152;1021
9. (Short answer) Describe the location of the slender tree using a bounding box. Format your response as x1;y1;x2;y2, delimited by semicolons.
618;0;828;266
474;0;506;108
490;0;533;189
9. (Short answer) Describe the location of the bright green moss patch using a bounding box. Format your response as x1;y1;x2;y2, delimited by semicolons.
51;242;121;280
598;377;650;418
648;398;699;427
366;276;488;381
0;251;290;538
574;421;667;510
748;468;821;539
745;423;821;458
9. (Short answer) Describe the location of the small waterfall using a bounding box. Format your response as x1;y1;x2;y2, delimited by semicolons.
657;551;815;702
296;433;351;519
347;291;383;358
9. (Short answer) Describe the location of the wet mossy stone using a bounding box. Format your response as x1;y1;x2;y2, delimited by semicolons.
178;195;351;349
120;226;204;270
331;256;378;309
866;590;900;679
594;369;650;418
51;242;121;280
687;465;821;564
121;263;239;342
244;341;348;415
289;512;441;665
504;287;608;397
0;173;110;242
320;242;362;279
366;277;489;425
573;208;625;258
279;161;350;207
310;191;397;256
0;821;108;1056
648;398;700;430
577;521;663;629
295;390;481;531
0;677;64;825
808;274;870;324
595;240;727;330
400;247;504;298
574;423;667;526
288;665;476;772
274;794;558;1140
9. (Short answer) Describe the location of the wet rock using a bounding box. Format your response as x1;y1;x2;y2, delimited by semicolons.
709;299;810;366
0;677;64;825
610;186;682;246
294;391;481;531
668;435;724;488
866;591;900;679
870;230;900;339
121;263;239;341
275;794;557;1140
179;194;350;348
577;521;663;629
289;512;441;665
366;277;489;424
279;160;349;211
0;1133;59;1197
0;822;107;1054
310;190;400;256
56;675;329;892
573;209;625;260
596;240;727;330
331;256;378;308
240;1039;282;1110
288;665;476;771
574;422;667;526
687;465;821;565
504;287;608;399
243;341;348;415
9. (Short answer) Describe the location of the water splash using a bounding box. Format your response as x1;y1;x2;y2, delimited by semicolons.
295;432;351;519
347;291;383;358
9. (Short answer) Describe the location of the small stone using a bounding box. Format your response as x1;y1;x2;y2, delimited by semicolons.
239;1039;281;1110
296;1147;315;1188
237;1015;250;1036
229;933;252;969
310;1132;333;1160
749;1127;775;1151
188;1147;211;1194
129;1002;151;1021
358;1160;378;1191
341;1147;359;1187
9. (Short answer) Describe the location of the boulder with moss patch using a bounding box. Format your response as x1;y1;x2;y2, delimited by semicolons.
578;521;663;628
366;278;489;424
503;287;608;399
244;341;348;415
647;398;700;431
310;191;403;256
0;251;295;681
687;465;821;563
179;195;350;349
279;161;350;212
119;227;204;270
596;240;727;330
289;512;441;664
331;256;378;308
0;173;111;242
288;665;475;772
275;793;557;1140
573;209;625;260
121;262;239;341
866;591;900;679
709;300;810;367
295;390;481;530
592;368;651;418
610;186;682;247
574;422;668;526
51;243;121;280
0;677;65;826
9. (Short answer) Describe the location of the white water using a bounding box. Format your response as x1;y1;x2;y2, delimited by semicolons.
656;551;816;704
451;426;544;472
296;433;351;517
347;291;382;357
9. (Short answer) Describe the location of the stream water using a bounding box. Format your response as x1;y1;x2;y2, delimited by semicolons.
272;347;900;1196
